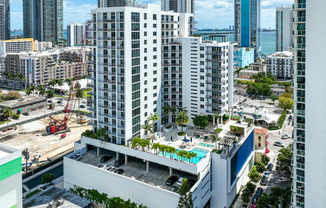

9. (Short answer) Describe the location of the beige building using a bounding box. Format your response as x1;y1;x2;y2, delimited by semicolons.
0;47;90;86
239;60;267;79
254;127;269;162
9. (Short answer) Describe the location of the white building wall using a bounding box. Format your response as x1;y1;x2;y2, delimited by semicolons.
305;0;326;207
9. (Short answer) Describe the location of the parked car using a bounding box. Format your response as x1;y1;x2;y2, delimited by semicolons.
106;166;115;172
289;115;293;120
267;163;273;171
114;169;124;174
251;204;257;208
177;177;185;186
114;159;125;167
260;176;268;186
98;164;104;168
82;100;87;104
2;129;7;132
188;179;196;187
255;187;263;197
100;155;113;163
252;195;258;204
166;176;179;186
79;105;86;108
170;186;179;192
57;100;62;104
273;141;284;147
23;112;30;116
8;127;13;130
264;171;269;178
48;100;53;103
281;134;290;139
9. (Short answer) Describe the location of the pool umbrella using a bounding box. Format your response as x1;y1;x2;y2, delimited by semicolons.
190;137;193;142
182;138;190;143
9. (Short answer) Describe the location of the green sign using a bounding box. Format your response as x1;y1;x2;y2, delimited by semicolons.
0;157;21;182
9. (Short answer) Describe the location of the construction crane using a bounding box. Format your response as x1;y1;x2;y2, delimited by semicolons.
46;46;86;134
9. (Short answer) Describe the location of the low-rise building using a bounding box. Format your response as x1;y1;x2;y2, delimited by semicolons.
34;40;53;52
238;60;267;79
0;143;22;208
64;120;255;208
254;127;269;162
267;51;293;79
0;96;47;115
0;47;90;86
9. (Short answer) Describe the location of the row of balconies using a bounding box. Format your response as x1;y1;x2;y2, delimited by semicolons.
162;56;182;60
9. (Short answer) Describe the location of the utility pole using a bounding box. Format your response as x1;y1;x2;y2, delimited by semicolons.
22;148;30;175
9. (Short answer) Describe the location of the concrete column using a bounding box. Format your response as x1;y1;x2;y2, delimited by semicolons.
146;160;149;171
125;155;128;164
116;152;119;160
96;147;100;157
169;167;173;176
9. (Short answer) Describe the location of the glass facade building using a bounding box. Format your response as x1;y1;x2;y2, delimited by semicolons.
23;0;63;45
234;0;261;59
0;0;10;40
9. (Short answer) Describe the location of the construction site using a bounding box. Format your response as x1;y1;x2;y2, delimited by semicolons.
0;113;91;169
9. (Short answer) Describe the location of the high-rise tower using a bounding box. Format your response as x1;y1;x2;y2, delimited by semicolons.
161;0;194;14
276;6;293;52
0;0;10;40
97;0;135;7
234;0;261;59
23;0;63;45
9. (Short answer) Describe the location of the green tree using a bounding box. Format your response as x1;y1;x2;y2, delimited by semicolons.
276;145;292;177
38;85;46;97
48;79;57;88
162;105;171;124
142;122;154;138
41;173;54;184
278;97;294;111
178;178;193;208
261;155;270;166
255;83;271;96
193;115;209;129
256;162;266;173
285;86;294;94
280;92;292;99
249;166;261;182
176;110;190;133
23;77;27;89
47;89;55;99
65;78;73;87
2;107;14;119
76;87;84;110
270;94;278;104
30;84;36;96
25;87;32;96
57;79;64;95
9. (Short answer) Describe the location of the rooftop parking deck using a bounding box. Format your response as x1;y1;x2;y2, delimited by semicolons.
74;149;197;193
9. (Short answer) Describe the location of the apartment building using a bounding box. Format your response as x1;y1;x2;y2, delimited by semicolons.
305;1;326;207
65;118;255;208
97;0;136;7
34;40;53;52
161;0;194;14
234;47;255;68
0;38;34;55
291;0;306;207
276;6;293;52
0;143;22;208
267;51;293;79
67;23;86;47
0;47;90;86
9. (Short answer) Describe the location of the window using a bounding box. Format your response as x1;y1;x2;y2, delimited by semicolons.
144;48;147;53
153;14;157;20
258;143;261;147
145;104;148;109
144;13;147;20
144;56;147;61
144;96;147;101
144;40;147;44
153;39;157;44
153;32;157;36
144;31;147;36
131;12;140;22
144;80;147;85
144;72;147;77
144;23;147;28
258;136;261;140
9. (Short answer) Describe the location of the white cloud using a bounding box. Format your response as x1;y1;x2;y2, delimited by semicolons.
63;0;97;27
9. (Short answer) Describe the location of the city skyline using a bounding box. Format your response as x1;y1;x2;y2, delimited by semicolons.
10;0;293;30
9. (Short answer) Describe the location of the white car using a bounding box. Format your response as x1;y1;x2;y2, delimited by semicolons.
281;134;290;139
177;177;185;186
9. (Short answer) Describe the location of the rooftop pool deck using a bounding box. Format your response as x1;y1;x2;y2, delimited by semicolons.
160;147;209;164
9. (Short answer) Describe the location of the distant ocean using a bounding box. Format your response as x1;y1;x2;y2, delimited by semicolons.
12;30;276;56
195;31;276;56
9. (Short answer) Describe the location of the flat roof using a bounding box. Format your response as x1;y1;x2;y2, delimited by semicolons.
0;149;10;159
0;96;46;109
23;186;91;208
76;150;196;192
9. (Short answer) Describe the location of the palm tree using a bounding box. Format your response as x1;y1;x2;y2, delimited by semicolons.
65;78;72;87
2;107;14;119
162;105;170;124
57;79;64;95
152;143;160;154
212;113;219;126
48;79;57;89
30;84;36;96
142;122;154;139
38;85;46;97
47;89;55;99
25;87;32;96
23;77;27;89
176;110;190;133
148;113;160;123
76;87;84;110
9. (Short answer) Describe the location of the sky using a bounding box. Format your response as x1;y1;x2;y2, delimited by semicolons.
11;0;293;30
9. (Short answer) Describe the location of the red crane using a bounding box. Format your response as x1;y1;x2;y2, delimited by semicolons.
46;46;85;134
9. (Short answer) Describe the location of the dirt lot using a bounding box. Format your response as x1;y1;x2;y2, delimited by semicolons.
0;114;91;163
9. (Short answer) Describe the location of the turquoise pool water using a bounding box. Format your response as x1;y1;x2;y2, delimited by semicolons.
160;147;209;164
199;142;215;148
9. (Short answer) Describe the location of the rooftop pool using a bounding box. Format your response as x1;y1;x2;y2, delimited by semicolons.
199;142;215;148
160;147;209;164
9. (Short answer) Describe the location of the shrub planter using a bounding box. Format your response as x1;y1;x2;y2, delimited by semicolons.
163;125;173;133
177;125;188;131
177;132;187;140
223;119;230;124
